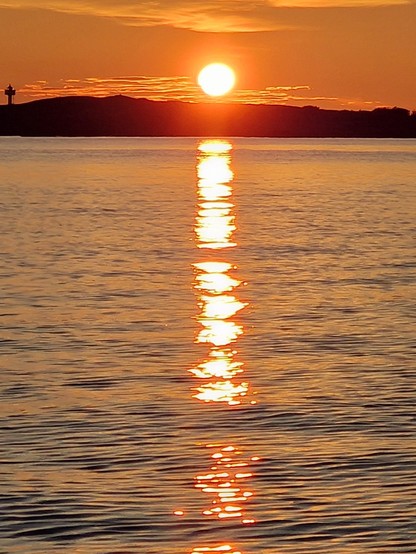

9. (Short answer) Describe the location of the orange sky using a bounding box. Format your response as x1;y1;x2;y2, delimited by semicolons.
1;1;415;110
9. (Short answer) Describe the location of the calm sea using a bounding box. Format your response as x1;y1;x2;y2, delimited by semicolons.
0;137;415;554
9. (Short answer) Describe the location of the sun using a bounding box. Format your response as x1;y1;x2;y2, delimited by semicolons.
198;63;236;97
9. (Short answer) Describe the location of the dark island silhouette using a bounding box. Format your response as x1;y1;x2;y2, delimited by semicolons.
1;95;415;137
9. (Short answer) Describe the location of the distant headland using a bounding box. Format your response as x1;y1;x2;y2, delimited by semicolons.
1;95;415;138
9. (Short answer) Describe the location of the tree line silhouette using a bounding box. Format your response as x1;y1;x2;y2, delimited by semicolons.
1;95;415;137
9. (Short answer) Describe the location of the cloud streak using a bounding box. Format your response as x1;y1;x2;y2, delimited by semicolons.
18;76;382;109
0;0;412;32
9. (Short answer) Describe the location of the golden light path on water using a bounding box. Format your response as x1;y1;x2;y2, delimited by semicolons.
194;444;256;524
191;141;253;406
187;140;258;553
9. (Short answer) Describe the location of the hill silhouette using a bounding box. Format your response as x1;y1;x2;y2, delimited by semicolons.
1;95;415;137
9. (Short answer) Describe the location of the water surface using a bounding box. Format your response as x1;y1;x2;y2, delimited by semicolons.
1;137;415;553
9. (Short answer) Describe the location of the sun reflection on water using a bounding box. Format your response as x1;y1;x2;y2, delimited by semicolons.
187;140;256;554
191;546;242;554
195;444;255;522
191;140;251;407
196;144;236;249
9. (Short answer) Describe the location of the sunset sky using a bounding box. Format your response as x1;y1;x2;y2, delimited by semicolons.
1;0;415;110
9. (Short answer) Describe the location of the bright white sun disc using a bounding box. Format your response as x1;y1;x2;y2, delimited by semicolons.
198;63;235;97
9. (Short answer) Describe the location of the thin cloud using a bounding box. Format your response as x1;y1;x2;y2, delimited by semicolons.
18;76;383;109
0;1;412;32
20;76;202;102
269;0;408;5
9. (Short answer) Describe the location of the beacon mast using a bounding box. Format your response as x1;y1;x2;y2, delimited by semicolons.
5;84;16;105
